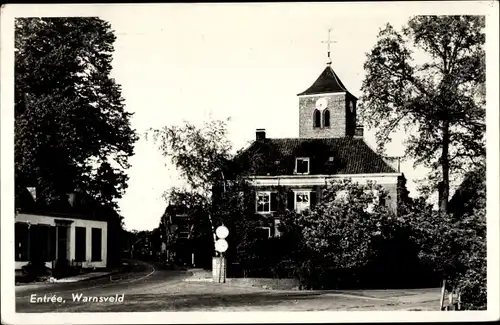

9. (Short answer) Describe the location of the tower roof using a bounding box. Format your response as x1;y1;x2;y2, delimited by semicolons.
297;66;357;99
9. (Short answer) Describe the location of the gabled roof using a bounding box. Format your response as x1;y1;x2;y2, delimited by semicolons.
233;137;398;176
297;66;357;99
15;187;116;222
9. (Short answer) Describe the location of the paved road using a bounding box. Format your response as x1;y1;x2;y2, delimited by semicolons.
16;260;440;312
16;260;186;312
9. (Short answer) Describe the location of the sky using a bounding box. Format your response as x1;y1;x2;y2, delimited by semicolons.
3;3;492;231
95;4;437;231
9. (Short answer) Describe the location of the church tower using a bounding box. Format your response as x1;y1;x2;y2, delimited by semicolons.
297;66;358;138
297;29;359;139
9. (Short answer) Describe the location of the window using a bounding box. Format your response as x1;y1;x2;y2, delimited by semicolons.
295;191;310;213
75;227;86;262
295;158;310;174
37;225;52;262
323;109;330;127
15;222;30;261
91;228;102;262
313;109;321;127
256;192;278;213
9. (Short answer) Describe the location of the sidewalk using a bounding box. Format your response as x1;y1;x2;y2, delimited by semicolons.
54;271;114;283
15;264;127;293
183;268;213;282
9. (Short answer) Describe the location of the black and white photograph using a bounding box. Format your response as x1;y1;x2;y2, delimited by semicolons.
1;2;499;324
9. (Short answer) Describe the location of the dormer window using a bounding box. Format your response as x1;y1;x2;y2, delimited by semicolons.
295;157;310;174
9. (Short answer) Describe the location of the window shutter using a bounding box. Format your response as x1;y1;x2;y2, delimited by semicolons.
249;191;257;213
270;192;278;211
277;191;286;211
309;157;315;175
287;190;295;211
310;191;317;208
75;227;87;262
91;228;102;262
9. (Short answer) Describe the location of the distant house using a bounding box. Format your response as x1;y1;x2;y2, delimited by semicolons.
158;205;213;268
161;205;195;265
228;63;407;238
15;187;113;271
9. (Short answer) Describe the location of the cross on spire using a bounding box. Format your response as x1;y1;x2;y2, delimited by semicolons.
321;28;337;66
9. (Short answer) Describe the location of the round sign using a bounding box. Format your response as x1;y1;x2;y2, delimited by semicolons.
216;225;229;239
215;239;228;253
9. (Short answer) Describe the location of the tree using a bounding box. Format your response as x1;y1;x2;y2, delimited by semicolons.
15;18;138;209
359;16;485;213
393;165;486;309
147;119;233;243
147;119;264;262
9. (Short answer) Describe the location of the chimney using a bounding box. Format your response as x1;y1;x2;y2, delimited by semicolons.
256;129;266;141
354;127;364;138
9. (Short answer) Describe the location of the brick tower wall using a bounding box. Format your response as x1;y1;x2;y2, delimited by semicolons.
299;93;347;138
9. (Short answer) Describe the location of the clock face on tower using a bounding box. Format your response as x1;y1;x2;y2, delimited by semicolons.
315;98;328;110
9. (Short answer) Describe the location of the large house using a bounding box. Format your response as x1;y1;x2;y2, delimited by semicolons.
15;187;112;272
231;63;407;238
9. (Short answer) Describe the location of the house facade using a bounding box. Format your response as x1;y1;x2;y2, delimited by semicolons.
15;188;110;271
233;63;407;238
159;205;213;268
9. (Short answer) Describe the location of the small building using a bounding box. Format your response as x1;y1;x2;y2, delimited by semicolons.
15;187;111;272
161;205;194;265
159;205;213;268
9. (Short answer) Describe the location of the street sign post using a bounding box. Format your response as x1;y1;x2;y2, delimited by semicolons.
215;239;228;253
214;226;230;283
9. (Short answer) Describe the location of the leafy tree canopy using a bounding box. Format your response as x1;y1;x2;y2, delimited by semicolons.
280;179;395;270
15;17;138;210
359;15;485;212
147;119;261;247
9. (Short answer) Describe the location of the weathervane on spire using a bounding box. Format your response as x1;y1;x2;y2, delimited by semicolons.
321;28;337;66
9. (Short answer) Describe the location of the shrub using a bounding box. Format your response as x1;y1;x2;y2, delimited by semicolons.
21;261;51;282
398;172;486;310
277;179;416;289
